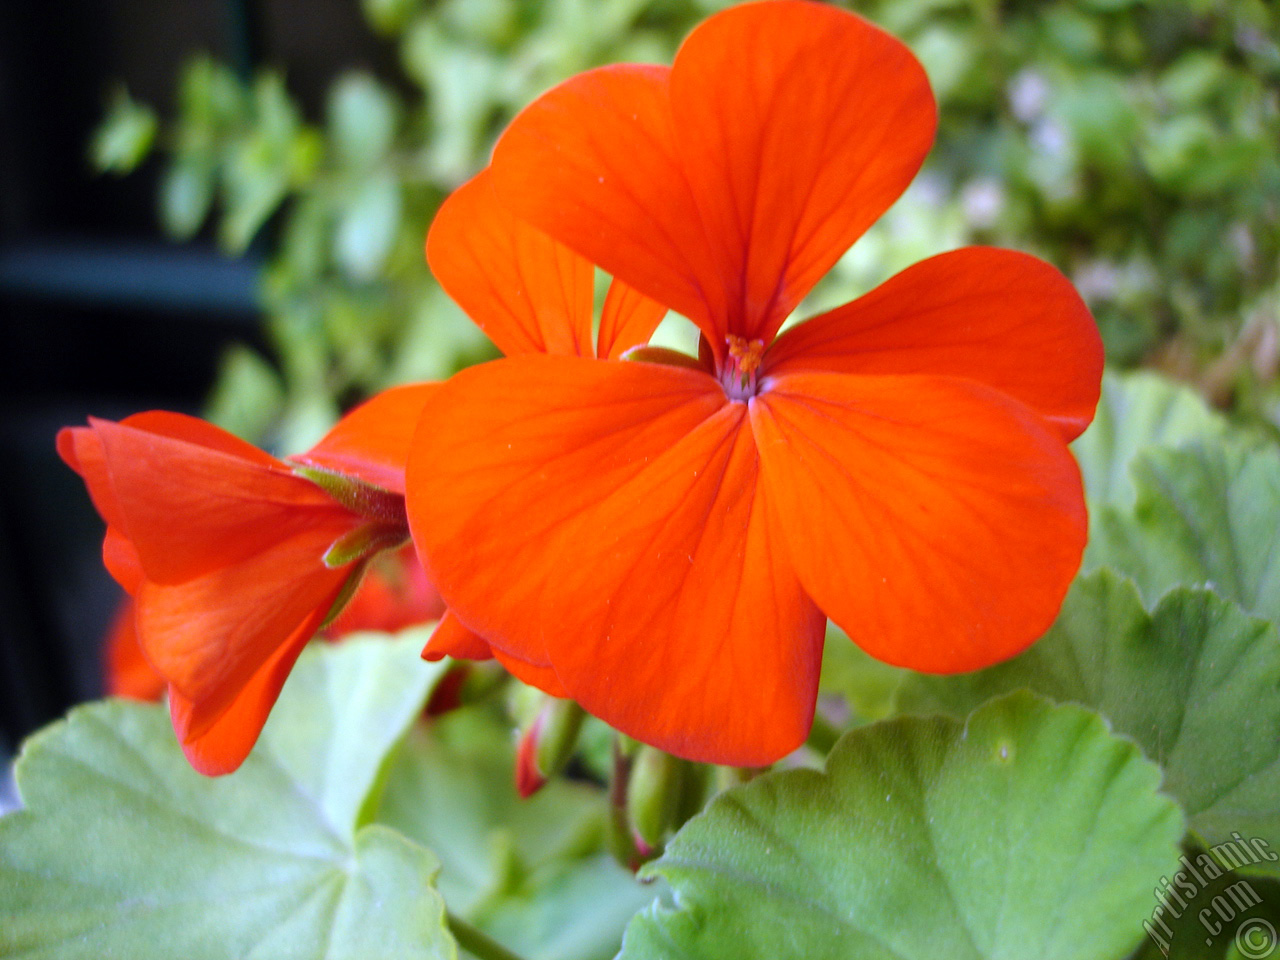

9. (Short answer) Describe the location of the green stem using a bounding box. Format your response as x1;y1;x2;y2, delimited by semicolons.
447;913;528;960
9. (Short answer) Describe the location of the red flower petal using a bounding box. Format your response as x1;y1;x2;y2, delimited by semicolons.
103;597;166;701
492;647;568;699
750;372;1087;673
491;65;702;331
167;599;329;776
58;425;125;530
427;168;595;358
135;525;355;710
549;410;824;764
670;0;936;344
123;410;283;467
59;426;147;591
422;610;569;696
597;277;668;360
492;1;934;351
765;248;1104;441
408;357;824;765
90;416;349;584
99;527;144;593
409;356;724;664
421;609;494;661
296;383;440;494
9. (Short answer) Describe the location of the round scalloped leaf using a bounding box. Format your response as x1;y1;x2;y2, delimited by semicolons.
899;572;1280;875
1084;441;1280;622
619;692;1183;960
1070;370;1226;508
0;635;455;960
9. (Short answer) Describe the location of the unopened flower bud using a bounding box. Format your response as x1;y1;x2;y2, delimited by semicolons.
627;745;689;850
673;760;710;832
607;803;646;873
534;698;586;779
607;739;650;872
515;716;546;799
513;696;585;798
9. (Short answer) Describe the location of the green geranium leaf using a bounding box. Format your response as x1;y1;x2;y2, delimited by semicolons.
620;692;1183;960
334;174;402;280
899;572;1280;873
0;635;455;960
160;154;216;240
1070;370;1226;508
328;73;399;170
220;142;290;253
375;707;654;960
361;0;422;35
90;86;158;174
218;73;311;253
1085;441;1280;622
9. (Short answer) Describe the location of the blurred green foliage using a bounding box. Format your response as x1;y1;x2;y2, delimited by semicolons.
93;0;1280;445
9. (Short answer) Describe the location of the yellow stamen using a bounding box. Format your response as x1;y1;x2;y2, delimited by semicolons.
726;335;766;376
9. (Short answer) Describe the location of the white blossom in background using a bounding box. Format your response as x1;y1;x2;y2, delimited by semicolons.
1008;68;1051;123
961;178;1005;230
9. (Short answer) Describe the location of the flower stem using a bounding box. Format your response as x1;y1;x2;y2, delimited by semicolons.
447;913;528;960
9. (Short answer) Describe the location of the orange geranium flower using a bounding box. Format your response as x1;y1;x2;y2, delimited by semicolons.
407;0;1103;766
104;544;444;703
59;383;434;774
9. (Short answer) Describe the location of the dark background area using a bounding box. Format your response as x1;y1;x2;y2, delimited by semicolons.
0;0;393;753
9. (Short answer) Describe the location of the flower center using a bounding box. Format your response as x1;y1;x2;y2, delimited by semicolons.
721;335;766;401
